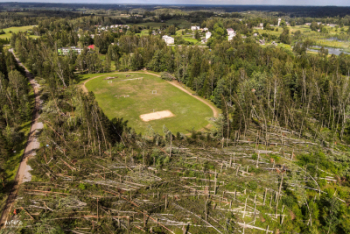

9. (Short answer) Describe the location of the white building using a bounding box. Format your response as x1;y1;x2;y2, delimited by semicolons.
227;28;236;36
227;28;236;41
206;31;212;39
191;26;200;31
59;46;83;55
278;18;281;27
203;27;208;31
162;35;174;45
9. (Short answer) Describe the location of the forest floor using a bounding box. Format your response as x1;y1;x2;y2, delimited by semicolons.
0;49;42;229
81;71;219;134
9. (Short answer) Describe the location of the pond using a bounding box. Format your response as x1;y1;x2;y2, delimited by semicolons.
308;45;350;56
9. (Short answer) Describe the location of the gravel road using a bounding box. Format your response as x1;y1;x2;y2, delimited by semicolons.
0;49;42;229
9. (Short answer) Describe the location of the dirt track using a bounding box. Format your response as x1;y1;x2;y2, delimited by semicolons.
0;49;41;229
82;71;219;119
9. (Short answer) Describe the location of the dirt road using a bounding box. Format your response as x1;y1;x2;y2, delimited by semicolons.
0;49;41;229
82;71;219;118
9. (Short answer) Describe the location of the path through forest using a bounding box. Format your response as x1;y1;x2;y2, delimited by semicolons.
0;49;42;229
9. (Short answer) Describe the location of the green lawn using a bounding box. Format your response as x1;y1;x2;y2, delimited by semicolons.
0;25;38;40
84;72;213;134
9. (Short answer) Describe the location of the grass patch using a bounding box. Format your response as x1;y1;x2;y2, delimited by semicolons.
0;25;37;40
83;72;213;134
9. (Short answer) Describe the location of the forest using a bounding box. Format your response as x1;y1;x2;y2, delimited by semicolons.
1;3;350;234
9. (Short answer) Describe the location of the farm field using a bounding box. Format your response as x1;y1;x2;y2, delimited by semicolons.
83;72;214;134
0;25;38;40
254;24;350;54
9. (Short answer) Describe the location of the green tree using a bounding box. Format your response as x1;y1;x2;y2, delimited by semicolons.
194;30;201;41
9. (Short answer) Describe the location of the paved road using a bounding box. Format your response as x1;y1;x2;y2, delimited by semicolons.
0;49;41;229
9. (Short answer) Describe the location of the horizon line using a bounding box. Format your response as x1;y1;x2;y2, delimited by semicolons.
0;2;349;7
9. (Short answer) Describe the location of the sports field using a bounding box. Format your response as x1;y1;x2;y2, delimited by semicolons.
83;72;214;134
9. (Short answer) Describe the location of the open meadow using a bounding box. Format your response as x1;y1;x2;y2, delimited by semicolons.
83;72;214;134
0;25;38;40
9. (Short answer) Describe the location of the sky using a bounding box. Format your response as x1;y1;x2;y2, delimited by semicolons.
2;0;350;6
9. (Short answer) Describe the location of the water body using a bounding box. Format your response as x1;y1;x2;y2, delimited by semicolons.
308;46;349;56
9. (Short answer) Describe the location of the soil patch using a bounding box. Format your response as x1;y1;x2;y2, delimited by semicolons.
140;110;175;122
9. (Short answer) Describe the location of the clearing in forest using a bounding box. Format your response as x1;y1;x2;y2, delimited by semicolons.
83;72;213;134
0;26;39;40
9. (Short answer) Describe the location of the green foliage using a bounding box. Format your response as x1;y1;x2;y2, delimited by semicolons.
78;183;86;190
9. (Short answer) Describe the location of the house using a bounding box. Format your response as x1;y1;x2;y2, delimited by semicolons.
227;28;236;40
327;23;337;27
88;45;95;50
271;41;277;46
228;35;235;41
278;18;281;27
58;46;83;56
227;28;235;36
191;26;200;31
259;39;265;45
203;27;208;31
305;23;311;26
201;38;207;44
206;31;212;39
162;35;174;45
253;33;258;37
226;28;236;41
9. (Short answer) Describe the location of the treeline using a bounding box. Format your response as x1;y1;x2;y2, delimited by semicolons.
5;11;350;234
0;11;82;29
0;43;32;192
11;15;350;147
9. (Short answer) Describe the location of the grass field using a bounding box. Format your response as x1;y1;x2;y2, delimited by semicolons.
0;25;37;40
83;72;213;134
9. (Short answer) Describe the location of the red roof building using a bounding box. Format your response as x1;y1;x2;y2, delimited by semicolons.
88;45;95;50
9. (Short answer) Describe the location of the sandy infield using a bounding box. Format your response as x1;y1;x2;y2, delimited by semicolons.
140;110;175;122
